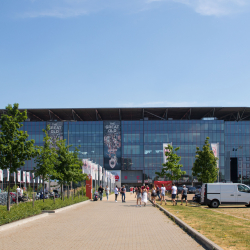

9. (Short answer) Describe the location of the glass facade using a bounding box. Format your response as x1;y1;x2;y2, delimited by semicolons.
121;120;224;182
64;121;104;166
225;121;250;183
13;119;250;185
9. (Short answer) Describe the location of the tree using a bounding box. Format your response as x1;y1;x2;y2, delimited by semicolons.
156;144;186;181
0;104;36;211
70;147;88;196
34;125;58;202
52;140;87;200
192;137;218;184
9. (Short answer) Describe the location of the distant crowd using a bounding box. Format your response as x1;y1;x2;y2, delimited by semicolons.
95;183;189;207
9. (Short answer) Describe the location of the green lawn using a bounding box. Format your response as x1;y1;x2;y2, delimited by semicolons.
158;201;250;250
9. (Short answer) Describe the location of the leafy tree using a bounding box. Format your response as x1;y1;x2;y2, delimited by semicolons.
192;137;218;183
70;148;88;196
51;140;87;200
0;104;36;211
34;125;58;202
156;144;186;181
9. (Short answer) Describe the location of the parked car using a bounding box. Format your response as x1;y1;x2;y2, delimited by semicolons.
53;190;60;198
193;193;201;203
201;183;250;208
187;186;196;194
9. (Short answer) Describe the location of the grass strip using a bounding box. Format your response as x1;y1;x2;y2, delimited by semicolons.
0;196;88;226
158;201;250;250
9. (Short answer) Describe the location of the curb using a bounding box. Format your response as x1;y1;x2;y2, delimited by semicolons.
0;213;49;232
152;202;224;250
41;199;90;213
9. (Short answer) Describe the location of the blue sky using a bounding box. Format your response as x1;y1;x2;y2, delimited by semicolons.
0;0;250;109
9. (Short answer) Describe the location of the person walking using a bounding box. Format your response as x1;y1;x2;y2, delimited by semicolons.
151;185;157;206
105;185;110;201
141;186;148;207
98;185;104;201
114;186;119;202
160;184;166;205
181;185;188;206
171;183;177;206
121;185;126;202
156;185;161;200
145;184;150;200
134;187;138;198
16;186;21;196
136;187;142;207
130;187;133;195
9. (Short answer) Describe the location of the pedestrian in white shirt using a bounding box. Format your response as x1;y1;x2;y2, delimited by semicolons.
171;183;177;206
114;186;119;202
16;186;21;196
160;184;166;205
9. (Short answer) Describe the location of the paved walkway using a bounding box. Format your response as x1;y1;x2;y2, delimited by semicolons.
0;193;205;250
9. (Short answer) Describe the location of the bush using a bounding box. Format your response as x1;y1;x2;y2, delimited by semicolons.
0;196;88;226
77;186;86;196
0;202;41;226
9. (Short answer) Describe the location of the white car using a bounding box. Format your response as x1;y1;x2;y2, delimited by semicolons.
201;183;250;208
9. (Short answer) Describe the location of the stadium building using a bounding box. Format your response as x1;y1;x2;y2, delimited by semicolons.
1;107;250;188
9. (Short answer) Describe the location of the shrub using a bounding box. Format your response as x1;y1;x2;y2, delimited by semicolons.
0;196;88;226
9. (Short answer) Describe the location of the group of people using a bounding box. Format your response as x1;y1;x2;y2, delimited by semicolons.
114;185;127;202
151;183;188;206
97;185;110;201
16;186;24;196
96;183;189;207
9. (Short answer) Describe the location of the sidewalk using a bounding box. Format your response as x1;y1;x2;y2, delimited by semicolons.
0;193;205;250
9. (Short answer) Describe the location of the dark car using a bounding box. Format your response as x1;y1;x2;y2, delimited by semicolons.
187;186;196;194
53;190;60;198
193;193;201;203
177;186;183;194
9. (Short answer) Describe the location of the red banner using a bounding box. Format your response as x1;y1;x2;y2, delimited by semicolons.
154;181;172;190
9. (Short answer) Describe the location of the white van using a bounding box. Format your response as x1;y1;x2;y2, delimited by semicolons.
201;183;250;208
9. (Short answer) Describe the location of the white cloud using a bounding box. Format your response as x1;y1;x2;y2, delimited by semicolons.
180;0;248;16
22;0;249;18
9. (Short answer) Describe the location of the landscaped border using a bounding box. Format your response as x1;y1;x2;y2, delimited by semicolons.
0;199;90;232
152;202;224;250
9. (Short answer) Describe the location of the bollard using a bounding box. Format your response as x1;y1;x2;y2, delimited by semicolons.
33;193;35;207
63;191;65;201
54;193;55;204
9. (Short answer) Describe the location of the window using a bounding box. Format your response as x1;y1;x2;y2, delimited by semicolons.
238;185;250;193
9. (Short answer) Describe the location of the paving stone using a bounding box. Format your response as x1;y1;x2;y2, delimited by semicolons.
0;193;205;250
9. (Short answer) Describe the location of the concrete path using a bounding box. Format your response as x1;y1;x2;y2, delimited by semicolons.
0;193;205;250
